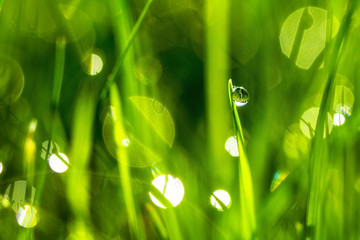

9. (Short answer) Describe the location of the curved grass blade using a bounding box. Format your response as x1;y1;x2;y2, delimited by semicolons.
228;79;256;239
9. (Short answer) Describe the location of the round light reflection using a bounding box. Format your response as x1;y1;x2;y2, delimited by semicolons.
16;205;38;228
299;107;333;139
121;138;130;147
0;162;3;174
225;136;239;157
85;53;103;75
149;175;185;209
210;190;231;211
333;113;345;126
49;153;69;173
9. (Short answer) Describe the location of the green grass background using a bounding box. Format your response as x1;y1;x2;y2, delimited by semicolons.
0;0;359;239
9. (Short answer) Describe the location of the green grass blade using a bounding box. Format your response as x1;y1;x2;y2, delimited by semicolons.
110;83;146;240
99;0;153;102
228;79;257;239
52;36;66;110
66;84;97;238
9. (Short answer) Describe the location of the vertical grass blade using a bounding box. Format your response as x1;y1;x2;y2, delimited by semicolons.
110;83;145;240
99;0;153;102
66;83;97;239
34;36;67;207
228;79;257;239
52;36;66;110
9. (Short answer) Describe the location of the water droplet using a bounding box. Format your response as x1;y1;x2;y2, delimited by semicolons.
232;86;249;107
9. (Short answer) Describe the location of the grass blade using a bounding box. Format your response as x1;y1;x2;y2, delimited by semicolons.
110;83;146;240
306;1;359;239
99;0;153;102
228;79;257;239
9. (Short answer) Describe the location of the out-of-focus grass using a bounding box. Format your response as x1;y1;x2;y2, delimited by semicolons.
0;0;360;239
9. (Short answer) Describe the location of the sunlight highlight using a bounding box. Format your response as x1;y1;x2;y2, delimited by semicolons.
299;107;333;138
0;162;3;174
225;136;239;157
16;205;38;228
210;190;231;211
280;7;338;69
121;138;130;147
49;153;69;173
86;53;103;75
149;175;185;209
333;113;345;126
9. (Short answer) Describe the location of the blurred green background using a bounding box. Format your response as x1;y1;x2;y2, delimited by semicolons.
0;0;360;239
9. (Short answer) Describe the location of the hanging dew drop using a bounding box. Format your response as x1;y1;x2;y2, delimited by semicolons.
232;86;249;107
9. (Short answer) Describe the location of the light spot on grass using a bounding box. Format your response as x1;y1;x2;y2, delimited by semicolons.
299;107;333;139
0;194;10;208
280;7;339;69
16;205;38;228
225;136;239;157
0;162;3;174
149;175;185;209
333;113;345;126
210;190;231;211
121;138;130;147
85;53;103;75
135;56;162;85
49;153;69;173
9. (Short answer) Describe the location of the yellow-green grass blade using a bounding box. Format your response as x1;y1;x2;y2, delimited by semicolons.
228;79;257;239
110;83;146;240
66;83;97;238
99;0;153;102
